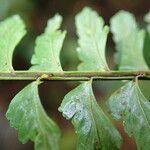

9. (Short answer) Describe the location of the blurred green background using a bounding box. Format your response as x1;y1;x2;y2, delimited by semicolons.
0;0;150;150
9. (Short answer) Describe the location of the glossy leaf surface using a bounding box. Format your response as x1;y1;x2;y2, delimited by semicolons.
30;14;66;71
75;7;109;71
59;82;122;150
108;81;150;150
111;11;148;70
6;82;60;150
0;15;26;71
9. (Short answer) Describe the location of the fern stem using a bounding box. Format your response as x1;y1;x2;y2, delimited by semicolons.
0;71;149;81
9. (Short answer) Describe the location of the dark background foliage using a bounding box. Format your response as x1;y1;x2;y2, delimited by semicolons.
0;0;150;149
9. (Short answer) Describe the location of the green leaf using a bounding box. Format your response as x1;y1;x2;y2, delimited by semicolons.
0;15;26;71
108;81;150;150
59;82;122;150
110;11;148;70
6;81;60;150
143;32;150;68
144;11;150;33
75;7;109;71
144;11;150;67
30;14;66;71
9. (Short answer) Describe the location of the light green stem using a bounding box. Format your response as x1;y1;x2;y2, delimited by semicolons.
0;70;149;81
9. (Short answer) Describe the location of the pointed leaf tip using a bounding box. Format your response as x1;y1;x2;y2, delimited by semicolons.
45;14;62;33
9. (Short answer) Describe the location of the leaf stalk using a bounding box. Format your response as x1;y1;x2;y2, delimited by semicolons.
0;71;150;81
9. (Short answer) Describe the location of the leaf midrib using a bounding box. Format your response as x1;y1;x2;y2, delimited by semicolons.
134;84;150;130
49;34;62;72
88;84;101;148
33;83;50;150
90;31;109;71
